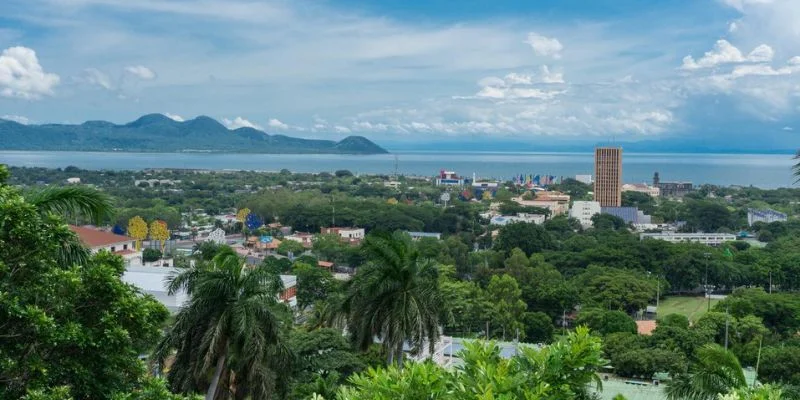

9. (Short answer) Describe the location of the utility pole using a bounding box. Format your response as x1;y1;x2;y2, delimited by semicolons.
724;304;730;350
769;270;773;294
330;194;335;228
704;252;711;312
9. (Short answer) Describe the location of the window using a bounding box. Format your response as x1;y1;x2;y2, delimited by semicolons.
110;246;116;252
123;244;128;250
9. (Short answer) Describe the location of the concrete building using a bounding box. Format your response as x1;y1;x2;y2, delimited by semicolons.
435;170;469;186
279;275;297;307
575;174;593;185
653;172;693;198
747;208;788;226
511;197;569;216
569;201;601;228
122;266;188;311
66;177;81;184
602;207;651;225
284;232;314;248
69;225;139;262
407;232;443;240
639;232;737;246
490;213;546;226
622;183;660;197
594;147;622;207
321;227;365;243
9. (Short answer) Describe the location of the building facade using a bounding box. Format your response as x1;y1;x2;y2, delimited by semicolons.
569;201;601;228
594;147;622;207
747;208;788;226
639;232;737;246
320;227;365;243
69;225;138;261
490;213;546;226
622;183;660;197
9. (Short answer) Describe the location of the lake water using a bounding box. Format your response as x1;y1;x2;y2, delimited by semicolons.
0;150;796;188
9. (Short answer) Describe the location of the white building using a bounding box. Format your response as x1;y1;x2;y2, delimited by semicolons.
66;177;81;184
511;197;569;216
321;227;365;241
575;175;593;185
490;213;546;226
747;208;788;226
569;201;601;228
69;225;139;262
622;183;660;197
639;232;737;246
123;266;188;311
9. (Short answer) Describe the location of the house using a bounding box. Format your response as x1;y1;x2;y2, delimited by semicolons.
285;232;314;248
279;275;297;307
69;225;139;262
321;227;365;244
66;177;81;184
635;320;657;336
318;261;334;269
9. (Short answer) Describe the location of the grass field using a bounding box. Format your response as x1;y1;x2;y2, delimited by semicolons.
658;296;720;323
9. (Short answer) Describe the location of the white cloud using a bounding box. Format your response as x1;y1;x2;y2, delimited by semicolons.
222;117;262;130
0;46;60;99
539;65;565;83
524;33;563;59
728;21;739;32
730;64;792;78
267;118;289;129
721;0;774;13
164;113;184;122
1;114;31;124
681;40;776;70
788;56;800;65
124;65;156;80
334;125;351;133
782;126;793;131
681;40;746;70
747;44;774;62
81;68;113;89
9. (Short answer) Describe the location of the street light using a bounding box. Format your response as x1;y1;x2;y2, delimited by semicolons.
704;252;712;312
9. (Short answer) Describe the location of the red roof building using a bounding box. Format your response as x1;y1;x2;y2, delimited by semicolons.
69;225;137;255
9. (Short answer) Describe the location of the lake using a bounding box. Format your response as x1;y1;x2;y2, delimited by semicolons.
0;150;796;188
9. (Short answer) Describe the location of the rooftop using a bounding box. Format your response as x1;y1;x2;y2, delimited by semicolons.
636;320;657;336
69;225;133;248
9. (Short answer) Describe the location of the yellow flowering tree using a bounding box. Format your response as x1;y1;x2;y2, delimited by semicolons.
127;216;148;251
482;191;493;201
149;220;170;253
236;208;251;234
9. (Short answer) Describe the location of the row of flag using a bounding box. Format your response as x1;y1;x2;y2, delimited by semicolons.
513;174;559;186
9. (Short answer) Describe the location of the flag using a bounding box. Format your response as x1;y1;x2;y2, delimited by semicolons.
533;175;540;185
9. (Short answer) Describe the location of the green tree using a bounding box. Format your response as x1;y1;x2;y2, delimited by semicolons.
493;222;555;256
575;309;637;336
523;311;555;343
154;246;291;399
336;327;606;400
591;213;627;230
0;165;177;399
486;274;527;340
293;262;336;310
341;232;442;366
278;239;306;256
142;248;162;262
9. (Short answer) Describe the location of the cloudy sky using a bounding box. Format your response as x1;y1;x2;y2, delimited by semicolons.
1;0;799;150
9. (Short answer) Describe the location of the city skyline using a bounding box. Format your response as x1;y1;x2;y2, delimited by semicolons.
1;0;799;152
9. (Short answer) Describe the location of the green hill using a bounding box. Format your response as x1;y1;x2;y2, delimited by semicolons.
0;114;388;154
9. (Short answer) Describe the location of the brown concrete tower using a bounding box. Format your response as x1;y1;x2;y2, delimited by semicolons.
594;147;622;207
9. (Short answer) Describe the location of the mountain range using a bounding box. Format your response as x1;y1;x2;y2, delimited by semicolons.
0;114;388;154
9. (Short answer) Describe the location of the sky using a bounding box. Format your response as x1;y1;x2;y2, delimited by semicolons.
1;0;799;151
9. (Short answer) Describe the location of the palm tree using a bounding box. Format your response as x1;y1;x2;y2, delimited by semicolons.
666;344;748;400
26;185;114;266
341;231;442;366
153;246;290;400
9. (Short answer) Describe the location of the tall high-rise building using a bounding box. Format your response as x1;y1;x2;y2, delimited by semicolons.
594;147;622;207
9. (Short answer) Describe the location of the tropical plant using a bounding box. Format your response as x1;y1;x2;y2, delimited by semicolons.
666;344;748;400
341;231;442;366
153;246;291;399
334;327;606;399
26;184;114;224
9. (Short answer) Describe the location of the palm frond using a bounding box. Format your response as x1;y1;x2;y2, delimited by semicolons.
27;186;114;224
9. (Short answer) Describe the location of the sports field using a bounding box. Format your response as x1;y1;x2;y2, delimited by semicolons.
657;296;720;323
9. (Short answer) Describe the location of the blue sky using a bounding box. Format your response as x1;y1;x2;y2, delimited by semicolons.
0;0;798;151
